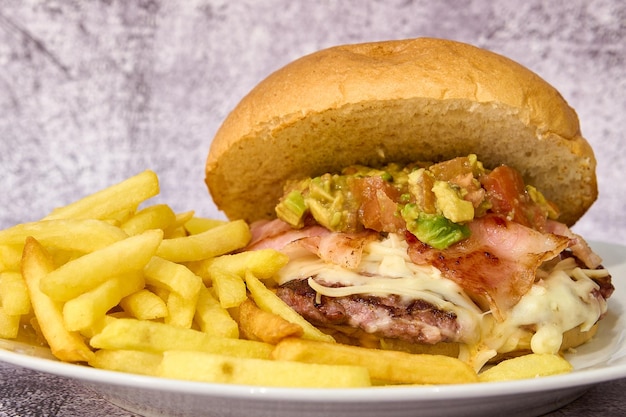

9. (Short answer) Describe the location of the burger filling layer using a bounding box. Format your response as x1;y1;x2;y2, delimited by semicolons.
247;155;613;367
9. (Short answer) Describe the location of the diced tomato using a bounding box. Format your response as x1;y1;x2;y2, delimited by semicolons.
351;176;406;233
480;166;547;231
429;156;477;181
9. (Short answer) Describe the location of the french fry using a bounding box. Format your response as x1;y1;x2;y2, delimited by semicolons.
0;219;128;253
120;204;177;236
190;249;289;283
272;337;479;385
0;272;30;316
0;308;21;339
238;299;303;344
89;349;162;376
0;244;23;272
21;237;94;362
184;217;226;235
103;208;136;226
43;170;159;221
156;219;251;263
79;314;117;339
210;269;247;309
245;271;335;343
478;353;573;382
63;272;145;333
194;286;239;338
120;289;168;320
148;285;170;303
40;229;163;301
160;350;372;387
163;211;196;239
164;291;197;329
89;318;273;359
143;256;203;300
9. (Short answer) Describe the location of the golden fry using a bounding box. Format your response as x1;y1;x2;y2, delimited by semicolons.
63;272;145;332
160;351;371;387
210;268;247;309
120;289;168;320
21;238;94;362
478;353;573;382
89;318;273;359
238;298;303;344
120;204;177;236
163;211;196;239
164;291;197;329
190;249;289;283
184;217;226;235
156;219;251;263
0;245;24;272
0;219;128;253
40;229;162;301
194;286;239;338
89;349;162;376
272;337;479;385
0;272;30;315
143;256;203;300
0;308;20;339
43;170;159;221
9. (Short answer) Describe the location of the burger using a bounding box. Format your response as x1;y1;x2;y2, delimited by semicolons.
204;38;613;370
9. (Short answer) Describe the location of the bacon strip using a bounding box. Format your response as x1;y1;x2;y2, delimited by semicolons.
545;220;603;269
247;219;377;269
408;214;570;320
251;215;600;324
310;231;379;269
246;219;328;251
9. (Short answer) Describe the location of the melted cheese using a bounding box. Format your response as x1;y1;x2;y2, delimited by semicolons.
486;257;608;355
277;233;608;367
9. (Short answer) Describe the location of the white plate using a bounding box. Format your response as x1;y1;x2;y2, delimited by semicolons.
0;241;624;417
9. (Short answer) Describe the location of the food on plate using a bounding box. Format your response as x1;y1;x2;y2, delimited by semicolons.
159;350;373;388
477;353;573;382
21;237;95;362
237;298;304;344
272;337;478;385
205;37;613;371
0;38;611;387
0;170;482;387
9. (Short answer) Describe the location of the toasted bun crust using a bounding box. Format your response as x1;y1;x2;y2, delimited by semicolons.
206;38;597;226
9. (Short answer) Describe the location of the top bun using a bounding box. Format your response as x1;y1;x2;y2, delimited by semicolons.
205;38;597;226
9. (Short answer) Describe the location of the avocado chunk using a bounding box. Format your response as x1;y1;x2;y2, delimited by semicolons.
401;204;470;250
432;180;475;223
276;174;360;231
275;189;308;228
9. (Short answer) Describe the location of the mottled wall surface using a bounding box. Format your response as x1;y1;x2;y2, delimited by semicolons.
1;0;624;244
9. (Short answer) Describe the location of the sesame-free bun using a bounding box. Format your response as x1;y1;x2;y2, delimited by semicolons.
205;38;597;226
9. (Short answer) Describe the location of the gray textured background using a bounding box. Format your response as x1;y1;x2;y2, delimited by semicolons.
0;1;625;416
0;0;624;245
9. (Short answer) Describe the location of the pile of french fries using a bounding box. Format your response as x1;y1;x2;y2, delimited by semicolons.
0;170;573;387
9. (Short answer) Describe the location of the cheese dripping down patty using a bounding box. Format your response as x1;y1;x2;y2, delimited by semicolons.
276;233;609;366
